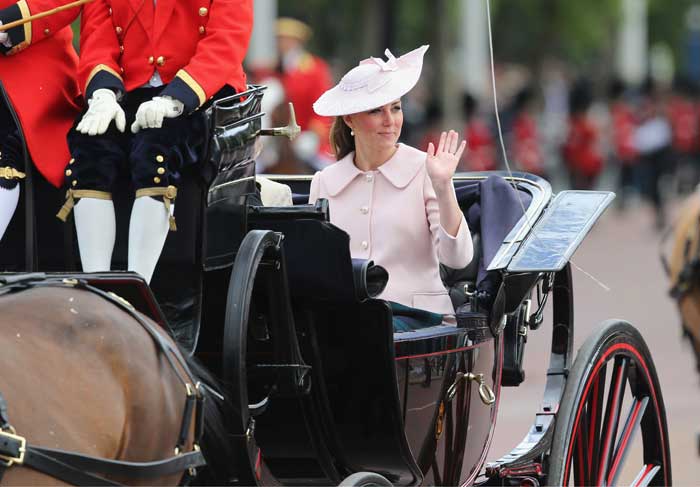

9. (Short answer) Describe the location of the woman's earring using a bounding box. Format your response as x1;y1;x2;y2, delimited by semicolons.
350;130;355;136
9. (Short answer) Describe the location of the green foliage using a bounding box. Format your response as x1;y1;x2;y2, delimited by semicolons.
489;0;620;66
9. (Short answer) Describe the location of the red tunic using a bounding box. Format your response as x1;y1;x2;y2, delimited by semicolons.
562;115;603;178
512;113;543;174
0;0;81;187
279;52;333;157
78;0;253;112
667;96;697;155
610;101;638;164
464;119;496;171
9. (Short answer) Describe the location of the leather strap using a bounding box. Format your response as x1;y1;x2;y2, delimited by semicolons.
0;277;207;485
23;446;205;485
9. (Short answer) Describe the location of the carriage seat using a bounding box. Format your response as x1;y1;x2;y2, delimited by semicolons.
248;202;388;302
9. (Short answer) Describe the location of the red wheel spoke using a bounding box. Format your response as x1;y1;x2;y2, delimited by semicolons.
596;357;629;486
607;396;648;486
588;363;606;482
573;424;587;486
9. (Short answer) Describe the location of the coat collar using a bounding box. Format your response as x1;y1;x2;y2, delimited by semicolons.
324;143;425;196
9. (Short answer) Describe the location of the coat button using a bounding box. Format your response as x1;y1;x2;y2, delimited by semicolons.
156;56;165;66
71;180;77;186
361;241;369;250
148;56;154;65
119;45;124;53
65;169;72;176
199;7;208;16
365;173;373;182
44;28;50;35
153;177;161;184
156;155;165;163
360;206;368;214
108;7;112;15
115;26;122;34
157;167;166;175
199;26;205;34
69;158;74;165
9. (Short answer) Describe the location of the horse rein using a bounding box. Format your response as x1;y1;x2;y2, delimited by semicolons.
0;273;206;486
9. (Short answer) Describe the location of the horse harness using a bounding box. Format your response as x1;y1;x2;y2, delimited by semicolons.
0;273;206;486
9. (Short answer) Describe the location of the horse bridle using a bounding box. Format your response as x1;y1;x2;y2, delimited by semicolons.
0;273;207;486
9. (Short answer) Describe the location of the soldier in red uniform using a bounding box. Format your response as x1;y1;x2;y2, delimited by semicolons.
562;79;603;190
0;0;81;241
461;93;496;171
56;0;253;283
608;79;639;208
668;76;699;192
510;86;545;176
274;17;333;170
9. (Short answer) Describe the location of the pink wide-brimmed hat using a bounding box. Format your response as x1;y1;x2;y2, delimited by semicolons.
313;45;429;117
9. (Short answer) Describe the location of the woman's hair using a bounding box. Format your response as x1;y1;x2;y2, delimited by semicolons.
330;116;355;160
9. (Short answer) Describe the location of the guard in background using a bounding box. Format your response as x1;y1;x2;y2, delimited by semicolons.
58;0;253;283
0;0;81;242
271;17;333;171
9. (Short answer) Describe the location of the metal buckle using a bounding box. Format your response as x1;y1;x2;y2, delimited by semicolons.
0;428;26;467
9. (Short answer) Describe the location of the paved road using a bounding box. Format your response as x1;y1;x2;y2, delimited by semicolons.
486;202;700;484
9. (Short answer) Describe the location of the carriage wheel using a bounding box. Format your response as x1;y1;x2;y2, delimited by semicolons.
547;320;671;486
338;472;393;487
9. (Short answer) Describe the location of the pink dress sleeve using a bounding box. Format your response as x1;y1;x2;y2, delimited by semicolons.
423;173;474;269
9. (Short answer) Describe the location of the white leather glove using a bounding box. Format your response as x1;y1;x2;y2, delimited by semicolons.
0;21;10;46
130;96;184;133
76;88;126;135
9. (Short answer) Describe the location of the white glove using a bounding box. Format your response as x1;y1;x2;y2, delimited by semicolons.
130;96;184;133
76;88;126;136
0;21;10;46
291;130;320;161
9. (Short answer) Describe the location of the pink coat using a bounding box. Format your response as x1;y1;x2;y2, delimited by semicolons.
309;143;473;315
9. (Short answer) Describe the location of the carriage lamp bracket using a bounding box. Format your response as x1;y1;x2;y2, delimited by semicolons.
446;372;496;406
528;273;553;330
0;426;26;467
258;103;301;140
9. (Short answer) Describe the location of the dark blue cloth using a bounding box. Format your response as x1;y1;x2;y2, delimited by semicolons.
0;97;23;190
455;175;532;290
66;85;235;195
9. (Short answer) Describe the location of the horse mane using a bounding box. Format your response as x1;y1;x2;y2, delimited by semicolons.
184;352;244;486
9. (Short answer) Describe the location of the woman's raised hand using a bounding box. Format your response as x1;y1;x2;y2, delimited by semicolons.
426;130;467;192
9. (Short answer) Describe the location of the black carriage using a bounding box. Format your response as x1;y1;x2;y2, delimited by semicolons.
0;86;671;486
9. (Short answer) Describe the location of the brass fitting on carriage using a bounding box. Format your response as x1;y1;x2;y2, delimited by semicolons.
446;371;496;406
258;102;301;140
